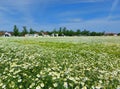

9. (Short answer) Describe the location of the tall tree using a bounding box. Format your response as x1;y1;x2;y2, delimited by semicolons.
29;28;35;34
69;30;74;36
90;31;97;36
81;29;90;36
76;29;81;36
21;26;28;36
58;27;62;36
52;28;57;33
13;25;19;36
117;33;120;36
63;27;67;35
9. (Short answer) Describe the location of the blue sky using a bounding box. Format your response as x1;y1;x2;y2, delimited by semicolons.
0;0;120;32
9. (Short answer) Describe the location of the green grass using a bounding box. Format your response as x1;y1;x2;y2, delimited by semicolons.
0;36;120;89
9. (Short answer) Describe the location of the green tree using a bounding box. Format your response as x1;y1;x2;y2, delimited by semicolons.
69;30;74;36
29;28;35;34
90;31;97;36
117;33;120;36
58;27;63;36
66;29;74;36
13;25;19;36
62;27;67;35
21;26;28;36
81;29;90;36
52;28;57;34
76;29;81;36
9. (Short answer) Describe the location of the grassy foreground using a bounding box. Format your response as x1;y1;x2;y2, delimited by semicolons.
0;36;120;89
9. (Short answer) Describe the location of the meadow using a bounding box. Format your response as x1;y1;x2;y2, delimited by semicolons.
0;36;120;89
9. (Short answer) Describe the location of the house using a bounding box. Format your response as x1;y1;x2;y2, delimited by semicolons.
25;34;39;37
41;32;49;37
51;33;58;37
4;32;11;37
104;33;118;36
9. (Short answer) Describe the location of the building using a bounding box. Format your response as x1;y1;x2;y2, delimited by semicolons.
4;32;11;37
25;34;39;37
104;33;118;36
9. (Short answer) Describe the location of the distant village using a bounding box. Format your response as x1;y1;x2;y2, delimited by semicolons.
0;25;120;37
0;31;119;37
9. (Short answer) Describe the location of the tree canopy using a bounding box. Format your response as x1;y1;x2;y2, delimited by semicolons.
11;25;106;36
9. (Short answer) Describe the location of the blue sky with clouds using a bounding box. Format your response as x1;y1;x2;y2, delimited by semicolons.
0;0;120;32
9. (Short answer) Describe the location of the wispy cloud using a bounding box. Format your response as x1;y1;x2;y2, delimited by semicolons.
61;18;83;23
0;0;37;26
62;0;103;3
0;7;9;12
110;0;119;12
58;18;120;32
108;0;119;19
0;0;119;33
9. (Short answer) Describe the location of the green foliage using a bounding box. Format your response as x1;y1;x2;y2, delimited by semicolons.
76;29;81;36
21;26;28;36
0;37;120;89
117;33;120;36
81;29;90;36
13;25;19;36
29;28;35;34
11;25;107;36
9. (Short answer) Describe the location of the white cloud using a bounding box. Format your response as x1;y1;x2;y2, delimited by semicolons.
0;7;9;12
61;18;83;23
108;0;119;19
65;0;104;3
0;0;37;27
111;0;119;12
57;18;120;32
0;0;119;33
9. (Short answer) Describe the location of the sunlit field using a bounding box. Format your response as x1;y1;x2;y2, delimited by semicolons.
0;36;120;89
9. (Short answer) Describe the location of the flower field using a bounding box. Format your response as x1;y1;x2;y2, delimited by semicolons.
0;36;120;89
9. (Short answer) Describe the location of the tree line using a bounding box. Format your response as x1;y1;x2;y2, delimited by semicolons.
12;25;106;36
